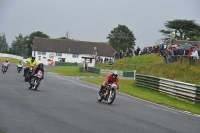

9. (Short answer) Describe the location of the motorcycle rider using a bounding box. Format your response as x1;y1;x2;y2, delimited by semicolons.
28;63;44;83
23;56;38;77
33;63;44;79
98;71;119;96
2;59;10;72
17;60;24;69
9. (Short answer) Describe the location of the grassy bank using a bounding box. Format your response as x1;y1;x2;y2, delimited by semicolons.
81;78;200;115
137;62;200;84
95;54;200;84
0;57;19;63
46;66;106;76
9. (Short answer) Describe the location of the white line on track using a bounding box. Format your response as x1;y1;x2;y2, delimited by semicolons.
147;105;179;114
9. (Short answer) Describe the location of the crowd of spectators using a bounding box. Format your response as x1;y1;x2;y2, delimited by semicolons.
95;42;200;65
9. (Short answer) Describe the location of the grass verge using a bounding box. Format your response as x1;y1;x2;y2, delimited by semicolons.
95;54;200;84
46;66;106;77
81;78;200;115
0;57;19;63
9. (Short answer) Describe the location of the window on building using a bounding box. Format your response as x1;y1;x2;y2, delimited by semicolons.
72;54;79;58
42;52;46;55
38;51;42;55
56;53;62;56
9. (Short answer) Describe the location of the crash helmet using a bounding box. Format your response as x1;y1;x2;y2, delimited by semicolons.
38;63;44;69
112;71;118;78
31;56;36;62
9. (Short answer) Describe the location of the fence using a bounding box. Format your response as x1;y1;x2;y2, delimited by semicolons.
96;62;141;71
88;67;100;74
165;55;199;66
136;74;200;104
55;62;78;66
80;67;136;78
0;53;24;60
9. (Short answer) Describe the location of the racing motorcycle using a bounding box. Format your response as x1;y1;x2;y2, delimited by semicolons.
29;70;43;90
97;84;117;105
17;65;23;73
25;66;34;82
2;63;8;74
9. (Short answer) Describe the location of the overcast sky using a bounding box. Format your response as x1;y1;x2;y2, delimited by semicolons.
0;0;200;48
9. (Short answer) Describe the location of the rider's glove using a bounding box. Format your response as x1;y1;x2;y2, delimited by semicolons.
105;82;108;86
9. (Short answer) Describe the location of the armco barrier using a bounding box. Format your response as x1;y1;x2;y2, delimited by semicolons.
100;69;123;77
88;67;100;74
79;67;84;72
136;74;200;104
0;53;23;60
55;62;78;66
123;71;135;77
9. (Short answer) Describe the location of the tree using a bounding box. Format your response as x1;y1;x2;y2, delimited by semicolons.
0;33;9;53
11;34;29;56
27;31;50;56
159;19;200;40
107;25;136;51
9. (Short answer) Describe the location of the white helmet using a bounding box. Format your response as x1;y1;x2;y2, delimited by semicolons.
112;71;118;78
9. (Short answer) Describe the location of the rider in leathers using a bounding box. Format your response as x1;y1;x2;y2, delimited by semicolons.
23;57;38;76
98;71;119;95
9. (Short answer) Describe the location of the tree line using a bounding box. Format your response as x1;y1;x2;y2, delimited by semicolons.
0;31;49;58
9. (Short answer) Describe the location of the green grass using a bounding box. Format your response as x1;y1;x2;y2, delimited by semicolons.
81;78;200;115
46;66;106;76
137;62;200;84
0;57;19;63
95;54;163;71
95;54;200;84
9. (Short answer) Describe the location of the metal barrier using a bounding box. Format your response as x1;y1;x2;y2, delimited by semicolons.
167;55;199;66
80;67;136;78
88;67;100;74
55;62;78;66
79;67;84;72
136;74;200;104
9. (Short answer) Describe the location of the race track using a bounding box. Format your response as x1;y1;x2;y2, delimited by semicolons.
0;65;200;133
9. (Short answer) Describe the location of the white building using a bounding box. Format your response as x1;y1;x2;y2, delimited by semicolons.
32;37;115;67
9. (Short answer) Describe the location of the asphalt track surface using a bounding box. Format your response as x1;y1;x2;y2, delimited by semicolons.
0;65;200;133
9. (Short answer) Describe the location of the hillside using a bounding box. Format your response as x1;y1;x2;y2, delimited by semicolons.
96;54;200;84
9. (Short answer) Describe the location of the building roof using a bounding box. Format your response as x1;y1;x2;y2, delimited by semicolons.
32;37;115;57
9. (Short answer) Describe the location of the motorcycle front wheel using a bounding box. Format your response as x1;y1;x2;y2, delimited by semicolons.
108;90;116;105
34;79;40;91
97;92;103;102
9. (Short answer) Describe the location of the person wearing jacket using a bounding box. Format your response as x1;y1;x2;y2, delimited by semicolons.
2;59;10;72
23;57;38;77
98;71;119;96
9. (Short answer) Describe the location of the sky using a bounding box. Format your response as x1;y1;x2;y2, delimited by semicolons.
0;0;200;49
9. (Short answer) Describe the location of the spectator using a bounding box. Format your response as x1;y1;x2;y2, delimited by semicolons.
168;48;175;62
190;46;199;60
